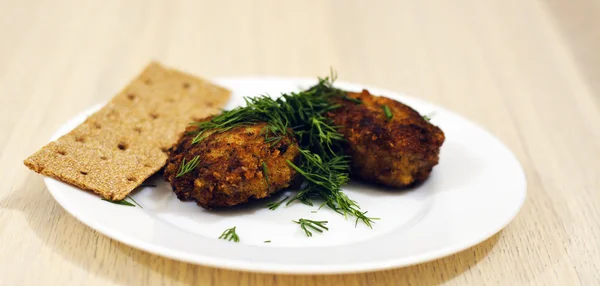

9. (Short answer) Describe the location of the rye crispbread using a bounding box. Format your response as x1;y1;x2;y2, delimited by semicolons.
24;62;230;200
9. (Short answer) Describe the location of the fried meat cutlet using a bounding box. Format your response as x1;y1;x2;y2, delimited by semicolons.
164;122;300;208
326;89;445;187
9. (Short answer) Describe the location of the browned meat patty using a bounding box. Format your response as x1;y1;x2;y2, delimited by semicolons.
326;89;445;187
164;122;300;208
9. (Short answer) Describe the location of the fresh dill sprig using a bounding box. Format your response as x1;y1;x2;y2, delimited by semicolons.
178;73;378;228
342;95;362;104
266;196;289;210
218;226;240;242
261;125;284;146
102;195;142;208
176;155;200;178
382;105;393;120
422;111;435;122
127;195;143;208
293;218;329;237
286;150;379;227
102;198;135;207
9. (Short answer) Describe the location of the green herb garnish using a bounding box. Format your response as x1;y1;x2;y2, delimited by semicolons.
422;112;435;122
261;125;284;146
293;218;329;237
102;195;143;208
127;195;143;208
382;105;393;120
102;198;135;207
219;226;240;242
180;72;378;227
264;240;271;243
176;155;200;177
102;195;142;208
342;95;362;104
287;150;378;227
266;196;289;210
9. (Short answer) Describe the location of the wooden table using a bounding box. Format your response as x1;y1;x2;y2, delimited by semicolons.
1;0;599;285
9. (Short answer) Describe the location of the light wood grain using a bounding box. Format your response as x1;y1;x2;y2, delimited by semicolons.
541;0;600;102
1;0;599;285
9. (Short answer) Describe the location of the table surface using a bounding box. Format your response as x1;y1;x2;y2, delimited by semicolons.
1;0;599;285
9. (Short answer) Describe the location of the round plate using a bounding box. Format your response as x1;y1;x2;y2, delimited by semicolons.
44;78;526;274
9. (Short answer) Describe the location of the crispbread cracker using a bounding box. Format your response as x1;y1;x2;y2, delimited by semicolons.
24;62;231;200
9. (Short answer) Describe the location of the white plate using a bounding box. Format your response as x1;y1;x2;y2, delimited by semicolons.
44;78;526;274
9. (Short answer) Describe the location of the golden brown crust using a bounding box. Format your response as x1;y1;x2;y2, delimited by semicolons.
23;62;231;200
164;123;300;208
326;89;445;187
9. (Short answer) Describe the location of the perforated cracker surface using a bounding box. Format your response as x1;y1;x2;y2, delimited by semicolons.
24;62;231;200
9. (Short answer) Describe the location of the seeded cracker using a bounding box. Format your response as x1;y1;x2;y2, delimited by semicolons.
24;62;231;200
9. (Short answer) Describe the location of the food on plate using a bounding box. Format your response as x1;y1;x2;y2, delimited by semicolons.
219;226;240;242
164;77;380;226
23;62;230;200
294;218;329;237
23;62;445;235
164;122;300;208
163;75;444;228
326;89;445;187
